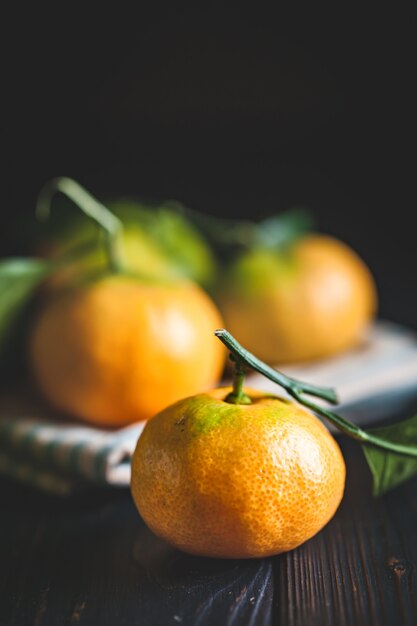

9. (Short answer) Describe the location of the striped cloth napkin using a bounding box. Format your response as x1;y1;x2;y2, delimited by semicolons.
1;321;417;495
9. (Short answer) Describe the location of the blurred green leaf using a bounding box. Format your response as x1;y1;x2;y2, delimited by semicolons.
253;208;315;249
34;189;218;288
362;415;417;496
0;258;50;358
108;200;218;287
184;207;315;261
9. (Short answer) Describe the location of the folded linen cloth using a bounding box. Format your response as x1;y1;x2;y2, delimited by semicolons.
1;321;417;495
0;402;145;494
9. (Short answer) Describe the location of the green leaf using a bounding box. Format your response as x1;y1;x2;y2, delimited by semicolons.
0;258;50;358
253;208;315;249
362;414;417;496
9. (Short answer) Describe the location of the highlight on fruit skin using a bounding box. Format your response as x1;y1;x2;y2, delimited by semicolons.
131;387;346;559
29;275;225;427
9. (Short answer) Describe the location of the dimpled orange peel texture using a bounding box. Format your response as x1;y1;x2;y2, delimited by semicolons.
131;387;346;558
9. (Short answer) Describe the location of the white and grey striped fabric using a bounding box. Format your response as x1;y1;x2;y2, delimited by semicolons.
0;414;144;495
1;321;417;494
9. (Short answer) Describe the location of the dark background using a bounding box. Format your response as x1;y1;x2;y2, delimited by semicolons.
3;7;416;327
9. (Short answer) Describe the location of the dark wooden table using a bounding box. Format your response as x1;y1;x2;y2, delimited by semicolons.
1;399;417;626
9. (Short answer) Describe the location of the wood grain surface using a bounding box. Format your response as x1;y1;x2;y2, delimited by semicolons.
1;403;417;626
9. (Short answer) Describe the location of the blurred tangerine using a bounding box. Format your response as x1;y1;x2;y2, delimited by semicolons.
29;274;225;426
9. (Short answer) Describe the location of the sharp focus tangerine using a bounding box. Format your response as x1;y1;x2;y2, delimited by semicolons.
131;387;346;558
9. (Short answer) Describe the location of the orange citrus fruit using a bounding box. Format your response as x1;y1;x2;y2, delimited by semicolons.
217;234;377;364
29;275;225;426
131;386;346;558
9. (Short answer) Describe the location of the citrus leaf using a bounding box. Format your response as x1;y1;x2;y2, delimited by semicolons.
362;414;417;496
253;208;315;249
0;258;50;357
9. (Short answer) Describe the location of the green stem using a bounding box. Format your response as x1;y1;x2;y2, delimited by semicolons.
215;329;417;458
295;393;417;457
225;357;252;405
215;329;338;404
36;177;125;272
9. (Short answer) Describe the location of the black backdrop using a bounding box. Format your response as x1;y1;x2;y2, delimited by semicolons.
3;6;416;328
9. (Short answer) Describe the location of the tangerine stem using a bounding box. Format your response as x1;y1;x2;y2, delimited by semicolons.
214;329;417;459
36;177;126;272
225;357;251;405
293;392;417;457
214;329;338;404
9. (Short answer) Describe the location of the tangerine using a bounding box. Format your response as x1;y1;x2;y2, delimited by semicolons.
217;234;377;363
29;275;225;426
131;386;345;558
